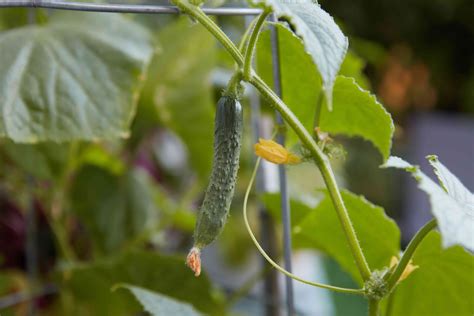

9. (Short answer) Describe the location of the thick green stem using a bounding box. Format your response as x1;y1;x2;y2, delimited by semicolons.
368;299;380;316
243;11;270;80
250;75;372;281
386;219;437;291
172;0;244;66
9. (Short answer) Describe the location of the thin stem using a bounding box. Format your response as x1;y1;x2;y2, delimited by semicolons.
243;158;365;295
368;298;380;316
172;0;244;66
250;74;372;281
243;10;270;80
386;219;437;291
238;18;257;53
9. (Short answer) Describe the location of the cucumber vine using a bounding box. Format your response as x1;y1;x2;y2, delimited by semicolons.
171;0;441;314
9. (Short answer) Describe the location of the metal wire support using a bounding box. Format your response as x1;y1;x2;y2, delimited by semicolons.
269;13;295;316
0;0;262;15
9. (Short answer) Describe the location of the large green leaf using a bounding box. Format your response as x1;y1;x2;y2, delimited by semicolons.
263;190;400;284
320;76;394;161
141;17;215;180
70;165;157;254
0;12;154;142
251;0;347;109
383;156;474;252
61;251;223;315
117;284;202;316
384;231;474;316
256;23;323;147
256;25;393;160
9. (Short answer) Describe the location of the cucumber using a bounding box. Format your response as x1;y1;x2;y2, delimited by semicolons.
187;95;243;276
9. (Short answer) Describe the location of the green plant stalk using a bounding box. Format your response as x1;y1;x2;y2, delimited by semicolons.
172;0;244;67
243;10;270;80
176;0;372;282
238;18;256;53
386;219;437;291
368;298;380;316
250;75;372;281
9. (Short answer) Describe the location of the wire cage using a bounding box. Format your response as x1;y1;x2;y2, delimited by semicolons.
0;1;296;315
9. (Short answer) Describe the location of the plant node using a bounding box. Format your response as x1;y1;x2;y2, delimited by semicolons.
364;269;389;300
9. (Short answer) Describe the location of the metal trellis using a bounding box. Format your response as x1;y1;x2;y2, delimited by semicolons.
0;2;295;315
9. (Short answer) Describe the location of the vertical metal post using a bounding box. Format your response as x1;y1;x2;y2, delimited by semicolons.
25;10;39;316
25;175;38;316
269;14;295;316
246;14;282;316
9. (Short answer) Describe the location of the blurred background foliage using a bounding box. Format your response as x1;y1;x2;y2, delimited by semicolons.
0;0;472;315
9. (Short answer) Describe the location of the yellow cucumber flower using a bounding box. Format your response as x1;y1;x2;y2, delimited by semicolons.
254;138;301;165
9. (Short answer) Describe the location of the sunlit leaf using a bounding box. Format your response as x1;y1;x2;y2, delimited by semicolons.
263;190;400;284
383;156;474;252
256;25;393;160
0;12;154;142
384;231;474;316
257;23;322;147
320;76;394;161
251;0;347;109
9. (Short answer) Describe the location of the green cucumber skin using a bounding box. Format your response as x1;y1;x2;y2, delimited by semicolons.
193;96;243;249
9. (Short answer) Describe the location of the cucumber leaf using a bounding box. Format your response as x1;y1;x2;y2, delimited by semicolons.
263;190;400;284
320;76;394;162
61;251;223;315
70;165;157;254
256;23;322;147
251;0;347;109
256;25;392;161
384;231;474;316
383;156;474;252
116;284;202;316
0;12;154;142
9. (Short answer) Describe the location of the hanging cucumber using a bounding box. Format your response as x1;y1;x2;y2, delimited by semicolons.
187;93;243;276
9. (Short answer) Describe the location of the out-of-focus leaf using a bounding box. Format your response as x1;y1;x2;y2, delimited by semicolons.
0;9;28;31
263;190;400;284
61;251;224;315
0;12;154;142
251;0;347;109
320;76;394;161
256;23;323;147
384;231;474;316
2;141;70;179
117;284;202;316
70;165;157;254
141;17;215;181
383;156;474;252
77;144;125;176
